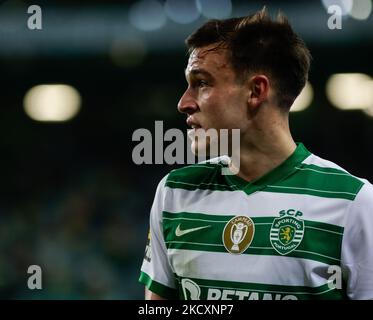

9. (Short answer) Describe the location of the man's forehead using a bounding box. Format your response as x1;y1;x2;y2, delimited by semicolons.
186;45;230;73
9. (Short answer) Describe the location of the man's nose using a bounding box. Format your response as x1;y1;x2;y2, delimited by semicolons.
177;89;198;114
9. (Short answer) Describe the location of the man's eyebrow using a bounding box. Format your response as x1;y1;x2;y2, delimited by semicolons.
185;68;213;79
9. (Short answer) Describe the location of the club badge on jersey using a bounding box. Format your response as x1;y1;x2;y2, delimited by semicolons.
222;216;255;254
270;209;305;255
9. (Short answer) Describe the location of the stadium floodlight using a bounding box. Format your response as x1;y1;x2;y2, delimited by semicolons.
326;73;373;110
197;0;232;19
23;84;81;122
349;0;372;20
129;0;166;31
321;0;353;16
290;81;314;112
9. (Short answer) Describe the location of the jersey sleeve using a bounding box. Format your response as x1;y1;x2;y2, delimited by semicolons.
139;175;178;299
341;181;373;299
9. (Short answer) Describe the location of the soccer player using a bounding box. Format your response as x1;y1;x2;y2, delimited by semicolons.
139;8;373;300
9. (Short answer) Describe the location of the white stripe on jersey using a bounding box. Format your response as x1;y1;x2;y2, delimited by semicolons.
168;249;331;288
164;187;348;227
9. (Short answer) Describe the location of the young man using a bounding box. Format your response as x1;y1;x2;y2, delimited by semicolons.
139;8;373;300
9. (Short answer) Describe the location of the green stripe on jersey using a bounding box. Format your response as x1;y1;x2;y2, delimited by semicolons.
167;163;235;192
163;211;343;265
174;276;347;300
165;143;364;200
139;271;178;299
265;163;364;200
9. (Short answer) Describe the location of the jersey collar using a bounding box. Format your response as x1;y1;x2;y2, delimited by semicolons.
225;143;311;195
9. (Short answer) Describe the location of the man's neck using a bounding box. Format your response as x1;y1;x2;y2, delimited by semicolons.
231;130;296;182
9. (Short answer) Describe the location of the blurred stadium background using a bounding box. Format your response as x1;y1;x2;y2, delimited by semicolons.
0;0;372;299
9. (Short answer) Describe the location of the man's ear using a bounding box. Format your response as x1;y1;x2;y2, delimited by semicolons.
247;75;270;108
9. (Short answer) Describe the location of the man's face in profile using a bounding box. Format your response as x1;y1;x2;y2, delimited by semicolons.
178;44;249;155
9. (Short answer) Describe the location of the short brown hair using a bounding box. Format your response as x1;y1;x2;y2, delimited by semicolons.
185;7;311;109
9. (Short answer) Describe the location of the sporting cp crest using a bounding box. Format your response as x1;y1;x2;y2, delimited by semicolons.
270;209;305;255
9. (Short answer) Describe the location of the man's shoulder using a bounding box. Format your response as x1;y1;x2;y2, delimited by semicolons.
303;152;367;182
300;152;370;200
164;156;231;191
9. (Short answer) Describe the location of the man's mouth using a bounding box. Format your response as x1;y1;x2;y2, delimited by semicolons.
186;116;202;129
190;124;202;129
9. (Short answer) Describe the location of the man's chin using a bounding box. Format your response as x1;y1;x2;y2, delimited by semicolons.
191;141;220;159
193;143;204;156
188;128;221;159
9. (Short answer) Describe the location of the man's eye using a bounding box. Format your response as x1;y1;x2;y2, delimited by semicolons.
197;80;208;87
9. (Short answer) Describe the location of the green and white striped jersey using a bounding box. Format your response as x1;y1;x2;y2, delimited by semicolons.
139;143;373;300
